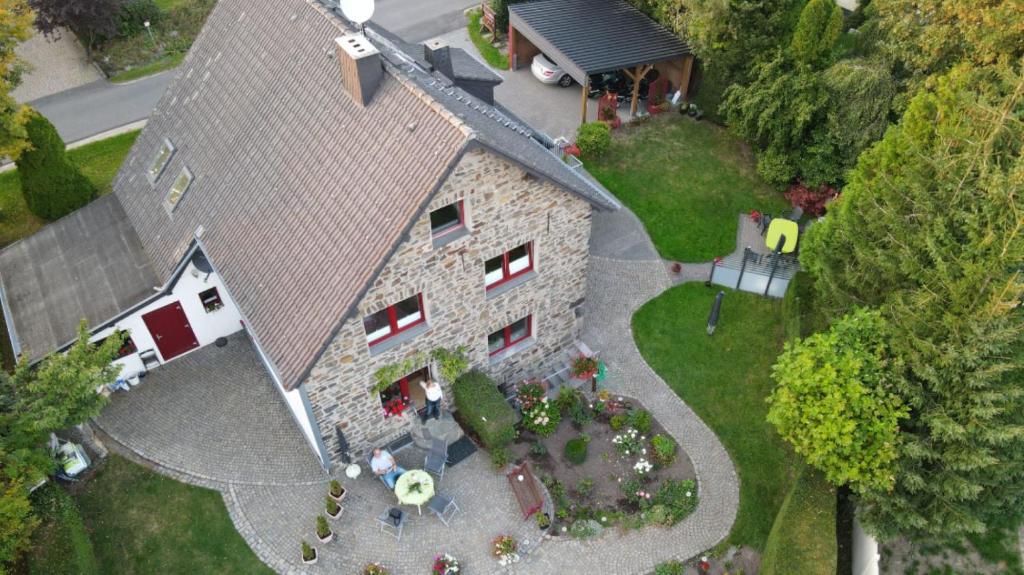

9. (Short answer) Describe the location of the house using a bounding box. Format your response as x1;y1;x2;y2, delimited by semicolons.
0;0;619;468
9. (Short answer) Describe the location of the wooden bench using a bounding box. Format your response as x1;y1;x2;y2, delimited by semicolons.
507;461;543;519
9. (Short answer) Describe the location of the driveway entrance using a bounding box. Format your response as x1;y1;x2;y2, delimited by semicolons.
95;331;324;485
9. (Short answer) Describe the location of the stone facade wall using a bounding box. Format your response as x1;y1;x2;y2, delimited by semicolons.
303;147;593;464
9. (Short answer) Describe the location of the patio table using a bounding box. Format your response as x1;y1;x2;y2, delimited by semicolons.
394;469;434;515
765;218;799;253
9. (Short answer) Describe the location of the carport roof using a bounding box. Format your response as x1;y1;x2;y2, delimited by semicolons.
510;0;691;82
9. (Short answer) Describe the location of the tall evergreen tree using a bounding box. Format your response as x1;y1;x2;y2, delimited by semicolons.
800;60;1024;542
16;110;96;220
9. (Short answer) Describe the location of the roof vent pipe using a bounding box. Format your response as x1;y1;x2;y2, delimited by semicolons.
424;39;454;81
335;33;383;106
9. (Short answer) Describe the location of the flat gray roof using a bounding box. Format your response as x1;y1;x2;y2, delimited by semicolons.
0;194;158;361
510;0;691;83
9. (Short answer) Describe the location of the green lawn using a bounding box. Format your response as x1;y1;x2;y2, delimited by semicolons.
761;467;837;575
586;117;787;262
0;130;139;248
33;456;274;574
110;53;184;83
633;283;802;550
467;9;508;69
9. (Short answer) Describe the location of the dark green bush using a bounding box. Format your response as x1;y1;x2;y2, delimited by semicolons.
555;386;583;413
490;446;511;469
564;436;588;465
453;370;516;449
17;111;96;220
653;479;698;524
118;0;162;37
627;409;652;434
576;122;612;157
651;434;677;466
654;560;686;575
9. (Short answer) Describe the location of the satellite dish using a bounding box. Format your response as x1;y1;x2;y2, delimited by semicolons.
339;0;374;26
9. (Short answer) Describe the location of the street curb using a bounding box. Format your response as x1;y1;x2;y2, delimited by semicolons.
0;119;147;173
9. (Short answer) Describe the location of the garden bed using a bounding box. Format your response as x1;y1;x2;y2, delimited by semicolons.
507;385;697;537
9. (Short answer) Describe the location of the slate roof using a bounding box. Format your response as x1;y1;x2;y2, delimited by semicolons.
0;195;159;361
509;0;691;83
113;0;618;390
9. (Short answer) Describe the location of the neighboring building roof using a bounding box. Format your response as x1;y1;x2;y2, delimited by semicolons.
0;195;158;361
113;0;618;391
509;0;691;83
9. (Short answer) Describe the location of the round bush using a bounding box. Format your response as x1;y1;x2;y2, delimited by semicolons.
564;437;588;465
575;122;611;157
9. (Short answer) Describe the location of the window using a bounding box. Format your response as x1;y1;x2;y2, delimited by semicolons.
147;139;175;183
488;315;532;356
165;167;193;212
362;294;425;345
199;287;223;313
429;201;464;238
96;332;137;359
377;367;428;419
485;243;533;289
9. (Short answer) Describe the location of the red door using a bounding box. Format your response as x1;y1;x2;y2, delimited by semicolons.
142;302;199;361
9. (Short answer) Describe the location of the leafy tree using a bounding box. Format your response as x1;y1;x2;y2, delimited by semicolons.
16;110;96;220
789;0;842;68
872;0;1024;85
767;309;908;493
800;60;1024;542
0;0;34;159
0;475;37;571
28;0;126;54
22;322;123;432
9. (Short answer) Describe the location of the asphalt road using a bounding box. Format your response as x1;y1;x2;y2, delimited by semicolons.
29;0;473;143
30;71;174;144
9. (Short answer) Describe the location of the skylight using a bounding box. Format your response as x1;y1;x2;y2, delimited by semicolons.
164;167;193;213
147;139;175;183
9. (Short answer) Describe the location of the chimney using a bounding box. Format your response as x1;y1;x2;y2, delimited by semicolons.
335;33;383;106
424;39;454;80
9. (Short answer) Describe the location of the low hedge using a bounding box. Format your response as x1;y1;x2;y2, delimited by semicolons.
761;467;837;575
564;437;588;465
452;370;516;449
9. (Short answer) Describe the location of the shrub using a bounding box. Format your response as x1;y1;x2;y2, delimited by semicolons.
453;370;516;449
575;477;595;499
653;479;698;525
301;540;315;561
564;436;589;465
530;441;548;457
575;122;611;157
315;515;331;538
517;380;560;436
609;413;628;431
651;434;677;466
534;510;551;529
325;497;340;516
569;400;593;427
490;446;511;469
568;519;599;539
17;111;96;220
654;560;686;575
363;563;390;575
118;0;162;37
329;479;344;498
554;386;583;414
627;409;652;434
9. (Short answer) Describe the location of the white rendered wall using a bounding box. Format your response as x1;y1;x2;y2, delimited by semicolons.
92;260;244;379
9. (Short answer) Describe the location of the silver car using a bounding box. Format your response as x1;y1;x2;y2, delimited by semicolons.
531;53;573;87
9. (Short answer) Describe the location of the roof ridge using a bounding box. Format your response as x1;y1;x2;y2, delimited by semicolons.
381;59;476;139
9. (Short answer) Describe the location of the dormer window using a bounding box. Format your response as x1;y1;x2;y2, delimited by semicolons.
147;139;175;183
165;167;193;212
429;201;464;238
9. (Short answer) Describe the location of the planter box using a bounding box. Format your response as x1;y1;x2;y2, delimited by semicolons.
316;531;334;544
327;507;343;520
302;550;318;565
329;489;346;503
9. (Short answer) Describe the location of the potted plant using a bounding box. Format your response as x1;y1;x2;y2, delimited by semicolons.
364;563;390;575
534;510;551;531
329;479;346;502
301;540;317;565
570;354;599;380
492;534;519;566
315;514;333;543
670;262;682;274
326;496;342;520
432;553;460;574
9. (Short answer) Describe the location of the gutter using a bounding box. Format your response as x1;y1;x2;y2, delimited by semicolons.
0;283;21;358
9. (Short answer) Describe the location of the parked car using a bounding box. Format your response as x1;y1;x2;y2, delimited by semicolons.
531;53;574;87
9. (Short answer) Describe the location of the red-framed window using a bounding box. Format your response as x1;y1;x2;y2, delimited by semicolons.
485;242;533;289
429;201;465;238
363;293;425;346
488;315;532;356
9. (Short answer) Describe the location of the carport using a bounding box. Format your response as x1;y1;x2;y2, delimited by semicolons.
508;0;693;125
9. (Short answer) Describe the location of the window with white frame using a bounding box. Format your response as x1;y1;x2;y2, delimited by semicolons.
362;294;425;346
488;315;532;356
147;139;175;183
485;243;533;289
165;166;193;212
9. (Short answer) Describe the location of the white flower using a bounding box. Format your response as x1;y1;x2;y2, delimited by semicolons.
642;448;647;454
601;516;607;522
686;491;692;497
481;416;487;422
562;526;567;532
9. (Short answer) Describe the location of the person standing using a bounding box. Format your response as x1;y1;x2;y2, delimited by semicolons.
420;378;443;421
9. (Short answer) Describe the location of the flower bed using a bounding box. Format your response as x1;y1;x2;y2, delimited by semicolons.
509;389;697;537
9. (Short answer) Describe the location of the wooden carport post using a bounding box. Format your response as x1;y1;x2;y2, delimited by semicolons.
622;64;654;117
580;76;589;126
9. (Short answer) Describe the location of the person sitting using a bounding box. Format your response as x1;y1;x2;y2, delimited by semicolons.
370;448;406;489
